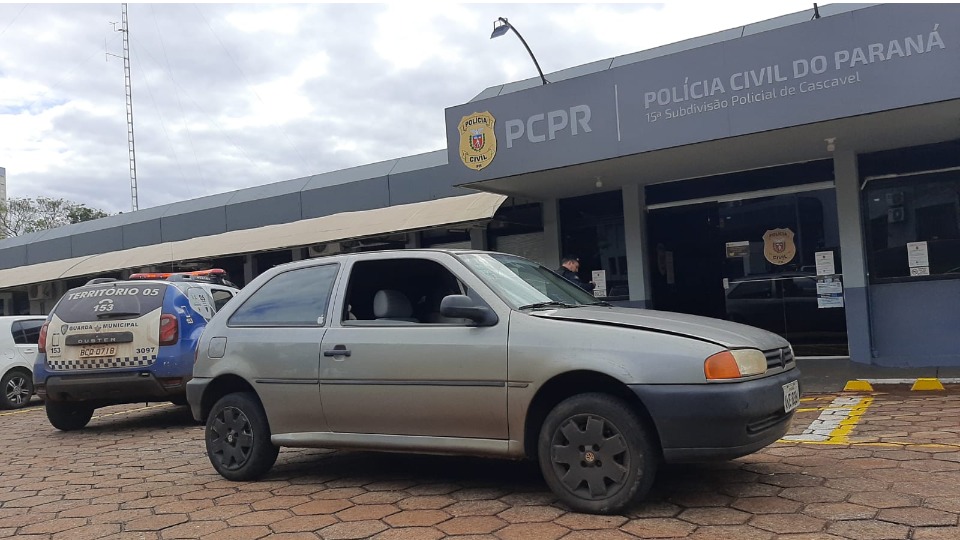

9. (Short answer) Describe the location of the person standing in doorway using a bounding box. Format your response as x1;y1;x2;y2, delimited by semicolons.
557;255;595;292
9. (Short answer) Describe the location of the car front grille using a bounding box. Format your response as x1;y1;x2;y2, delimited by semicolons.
764;347;795;371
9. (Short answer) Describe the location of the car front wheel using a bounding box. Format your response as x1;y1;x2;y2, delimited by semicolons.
538;393;658;514
1;369;33;410
45;401;94;431
205;392;279;481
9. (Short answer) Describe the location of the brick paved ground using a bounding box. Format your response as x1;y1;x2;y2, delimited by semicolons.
1;388;958;539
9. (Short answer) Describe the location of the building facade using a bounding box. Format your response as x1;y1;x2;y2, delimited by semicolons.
0;3;958;367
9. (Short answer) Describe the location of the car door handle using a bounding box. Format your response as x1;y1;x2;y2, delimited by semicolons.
323;347;351;357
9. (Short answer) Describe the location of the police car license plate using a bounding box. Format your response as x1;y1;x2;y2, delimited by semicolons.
79;345;116;359
782;380;800;412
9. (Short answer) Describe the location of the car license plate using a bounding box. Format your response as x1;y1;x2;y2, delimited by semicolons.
782;380;800;412
79;346;117;359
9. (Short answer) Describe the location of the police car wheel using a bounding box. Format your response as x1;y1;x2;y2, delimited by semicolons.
205;392;279;481
45;402;94;431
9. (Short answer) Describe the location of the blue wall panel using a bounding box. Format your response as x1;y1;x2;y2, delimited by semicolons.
26;237;73;265
842;287;872;365
388;167;473;206
72;228;124;258
869;280;960;367
226;193;302;231
0;245;27;270
301;178;389;219
122;219;163;249
161;208;227;243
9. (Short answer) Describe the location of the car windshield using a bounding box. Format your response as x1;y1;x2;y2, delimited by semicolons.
459;253;602;310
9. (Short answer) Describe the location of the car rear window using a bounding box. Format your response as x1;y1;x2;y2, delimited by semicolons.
54;283;167;323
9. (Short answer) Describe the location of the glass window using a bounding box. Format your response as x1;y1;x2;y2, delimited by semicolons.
53;283;167;323
229;264;339;327
18;320;44;345
212;289;235;311
726;280;773;300
864;170;960;281
341;258;470;324
10;320;43;345
782;277;817;298
559;191;627;298
10;321;24;344
461;253;601;309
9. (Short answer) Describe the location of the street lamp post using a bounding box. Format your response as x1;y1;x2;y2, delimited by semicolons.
490;17;548;86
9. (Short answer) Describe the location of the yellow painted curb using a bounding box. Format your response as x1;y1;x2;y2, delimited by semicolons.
911;378;945;391
843;380;874;392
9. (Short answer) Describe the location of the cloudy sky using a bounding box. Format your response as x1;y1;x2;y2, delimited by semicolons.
0;1;822;214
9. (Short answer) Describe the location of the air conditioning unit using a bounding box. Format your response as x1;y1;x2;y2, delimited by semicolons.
28;282;53;301
308;243;342;258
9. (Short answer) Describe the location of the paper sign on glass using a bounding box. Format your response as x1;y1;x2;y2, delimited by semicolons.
907;241;929;268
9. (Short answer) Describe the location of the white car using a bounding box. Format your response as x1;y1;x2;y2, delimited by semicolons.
1;315;47;409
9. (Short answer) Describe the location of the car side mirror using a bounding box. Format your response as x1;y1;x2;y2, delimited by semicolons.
439;295;498;326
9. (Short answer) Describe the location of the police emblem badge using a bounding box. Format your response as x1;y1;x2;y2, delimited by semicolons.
763;228;796;265
458;111;497;170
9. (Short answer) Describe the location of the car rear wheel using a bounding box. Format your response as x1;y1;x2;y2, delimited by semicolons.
45;402;94;431
205;392;279;481
538;393;658;514
1;369;33;410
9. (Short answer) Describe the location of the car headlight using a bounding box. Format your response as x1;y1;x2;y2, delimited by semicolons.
704;349;768;380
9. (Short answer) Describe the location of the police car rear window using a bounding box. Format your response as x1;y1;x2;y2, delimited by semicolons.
54;284;167;323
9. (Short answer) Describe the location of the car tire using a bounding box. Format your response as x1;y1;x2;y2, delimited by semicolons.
45;401;94;431
205;392;279;481
538;393;658;515
1;369;33;410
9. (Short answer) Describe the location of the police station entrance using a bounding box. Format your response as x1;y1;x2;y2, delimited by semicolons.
644;162;849;357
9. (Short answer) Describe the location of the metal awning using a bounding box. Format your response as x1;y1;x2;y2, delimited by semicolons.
0;192;507;289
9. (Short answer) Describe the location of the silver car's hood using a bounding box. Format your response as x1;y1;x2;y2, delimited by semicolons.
529;306;789;350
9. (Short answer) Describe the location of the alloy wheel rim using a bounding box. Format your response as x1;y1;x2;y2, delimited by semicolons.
550;413;630;500
5;376;29;406
210;406;254;471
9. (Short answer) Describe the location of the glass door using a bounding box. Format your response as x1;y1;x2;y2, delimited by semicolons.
648;188;848;356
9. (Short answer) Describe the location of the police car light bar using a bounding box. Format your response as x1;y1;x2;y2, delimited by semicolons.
128;269;228;281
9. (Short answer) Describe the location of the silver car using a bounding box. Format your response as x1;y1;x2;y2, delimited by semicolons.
188;249;800;514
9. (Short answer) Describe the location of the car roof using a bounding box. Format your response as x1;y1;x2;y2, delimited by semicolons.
256;248;519;276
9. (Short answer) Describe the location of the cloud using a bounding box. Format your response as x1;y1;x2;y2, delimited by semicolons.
0;2;817;213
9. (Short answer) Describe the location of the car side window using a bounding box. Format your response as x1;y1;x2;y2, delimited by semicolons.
726;280;773;300
11;320;43;345
341;258;472;325
211;289;235;311
9;321;24;344
229;264;339;327
782;278;817;298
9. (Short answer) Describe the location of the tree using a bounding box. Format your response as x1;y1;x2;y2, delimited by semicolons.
0;197;111;238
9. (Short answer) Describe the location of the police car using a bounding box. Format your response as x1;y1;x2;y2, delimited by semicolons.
33;269;239;431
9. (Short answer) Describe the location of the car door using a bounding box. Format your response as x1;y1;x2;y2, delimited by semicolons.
11;318;44;366
223;262;340;435
319;254;509;440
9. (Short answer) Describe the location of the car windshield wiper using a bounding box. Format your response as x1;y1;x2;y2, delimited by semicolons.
585;300;612;306
518;301;577;310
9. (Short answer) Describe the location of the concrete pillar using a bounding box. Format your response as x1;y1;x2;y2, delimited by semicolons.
243;254;257;286
622;184;653;308
405;232;422;249
542;199;562;268
833;149;873;363
470;226;489;250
